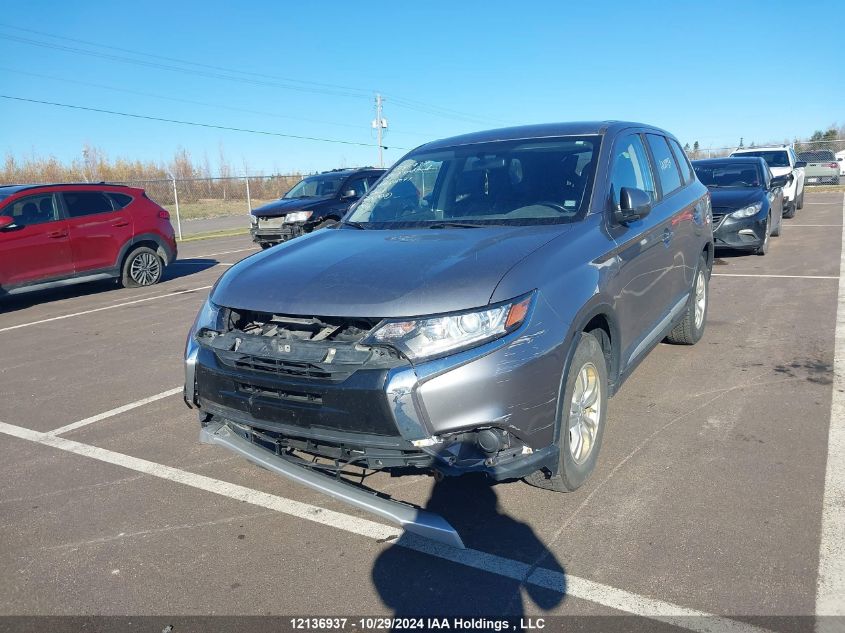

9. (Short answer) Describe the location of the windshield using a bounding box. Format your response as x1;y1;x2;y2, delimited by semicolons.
733;151;789;168
346;136;600;227
284;174;346;199
694;163;762;188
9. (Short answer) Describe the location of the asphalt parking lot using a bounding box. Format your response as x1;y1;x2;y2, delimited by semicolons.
1;192;843;632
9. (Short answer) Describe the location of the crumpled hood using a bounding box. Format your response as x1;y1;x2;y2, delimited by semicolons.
769;166;792;178
251;196;328;218
709;188;765;210
213;224;572;317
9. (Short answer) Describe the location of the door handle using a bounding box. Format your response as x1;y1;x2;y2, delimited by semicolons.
112;220;129;227
47;229;68;239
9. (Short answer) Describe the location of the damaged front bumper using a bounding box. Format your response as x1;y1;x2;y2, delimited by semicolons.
250;222;306;245
199;419;464;548
184;305;563;544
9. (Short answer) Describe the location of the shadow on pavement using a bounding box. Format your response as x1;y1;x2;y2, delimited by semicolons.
0;258;219;314
371;475;564;625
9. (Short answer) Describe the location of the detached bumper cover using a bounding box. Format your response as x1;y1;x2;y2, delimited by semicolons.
250;223;306;243
200;419;464;549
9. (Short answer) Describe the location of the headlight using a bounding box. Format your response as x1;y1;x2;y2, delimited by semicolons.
249;215;258;225
730;202;763;218
363;293;534;361
285;211;313;223
189;298;226;340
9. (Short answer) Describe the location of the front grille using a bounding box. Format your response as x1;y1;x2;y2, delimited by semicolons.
230;354;335;380
257;217;285;229
711;210;727;226
237;382;323;405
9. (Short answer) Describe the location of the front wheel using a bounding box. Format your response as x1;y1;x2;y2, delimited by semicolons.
797;189;805;209
666;254;708;345
525;332;608;493
783;202;796;219
121;247;163;288
755;215;770;255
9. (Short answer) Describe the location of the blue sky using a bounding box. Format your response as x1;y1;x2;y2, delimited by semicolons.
1;0;842;175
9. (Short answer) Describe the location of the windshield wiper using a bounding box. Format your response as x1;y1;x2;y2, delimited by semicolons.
427;222;482;229
342;221;368;230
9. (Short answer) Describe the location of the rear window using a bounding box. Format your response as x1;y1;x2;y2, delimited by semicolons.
107;192;134;209
798;150;835;162
733;150;790;168
645;134;683;196
63;191;114;217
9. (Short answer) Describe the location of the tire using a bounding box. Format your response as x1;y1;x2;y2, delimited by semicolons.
120;246;163;288
755;215;770;256
525;331;608;493
666;254;708;345
771;213;781;237
797;189;804;209
260;243;274;250
783;202;796;219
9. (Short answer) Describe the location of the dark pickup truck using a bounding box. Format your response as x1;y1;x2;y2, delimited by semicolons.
250;167;385;248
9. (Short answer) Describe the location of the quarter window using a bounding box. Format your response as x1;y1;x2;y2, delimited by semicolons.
62;191;114;218
668;138;695;184
107;192;133;209
609;134;656;208
1;193;60;226
646;134;683;196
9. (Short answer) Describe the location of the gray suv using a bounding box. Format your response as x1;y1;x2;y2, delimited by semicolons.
185;122;713;547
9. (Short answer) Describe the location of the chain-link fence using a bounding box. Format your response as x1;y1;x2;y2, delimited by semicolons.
117;174;302;239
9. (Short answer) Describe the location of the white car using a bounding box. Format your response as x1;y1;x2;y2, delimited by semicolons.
730;146;806;217
836;150;845;177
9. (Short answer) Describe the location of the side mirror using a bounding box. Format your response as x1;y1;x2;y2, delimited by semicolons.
0;216;16;230
340;189;358;201
615;187;652;224
794;161;807;169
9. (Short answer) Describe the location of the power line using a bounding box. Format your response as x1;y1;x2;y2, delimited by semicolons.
0;95;409;150
0;23;373;97
0;66;432;138
0;24;510;128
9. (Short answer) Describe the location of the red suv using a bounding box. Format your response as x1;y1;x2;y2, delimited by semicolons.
0;183;177;296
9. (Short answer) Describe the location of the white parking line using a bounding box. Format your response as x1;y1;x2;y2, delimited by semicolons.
46;387;183;437
784;224;843;227
0;418;770;633
712;273;838;280
0;285;212;334
191;247;255;258
169;261;234;267
817;192;845;618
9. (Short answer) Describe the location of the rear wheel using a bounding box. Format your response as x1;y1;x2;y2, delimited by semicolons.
525;332;608;493
121;246;163;288
666;254;708;345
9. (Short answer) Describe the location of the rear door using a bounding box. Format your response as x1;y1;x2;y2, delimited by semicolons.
62;190;134;273
0;192;73;287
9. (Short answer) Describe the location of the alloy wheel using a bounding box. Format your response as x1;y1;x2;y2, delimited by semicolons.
694;270;706;329
568;362;602;464
130;252;161;286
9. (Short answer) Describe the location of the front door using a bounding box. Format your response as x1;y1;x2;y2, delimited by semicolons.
0;192;73;287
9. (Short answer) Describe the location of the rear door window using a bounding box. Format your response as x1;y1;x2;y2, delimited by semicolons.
645;134;683;196
608;134;656;208
2;193;60;226
62;191;115;217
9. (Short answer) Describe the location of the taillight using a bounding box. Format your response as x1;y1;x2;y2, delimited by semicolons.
158;210;170;220
829;163;839;169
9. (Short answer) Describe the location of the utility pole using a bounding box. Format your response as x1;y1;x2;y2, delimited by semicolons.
372;93;387;168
